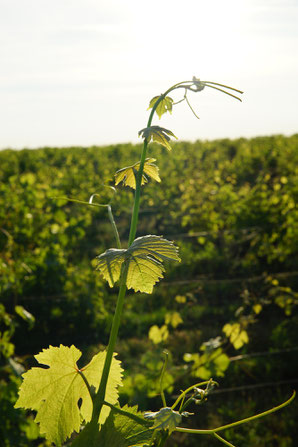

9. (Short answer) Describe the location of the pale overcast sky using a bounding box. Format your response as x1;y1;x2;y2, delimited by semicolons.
0;0;297;149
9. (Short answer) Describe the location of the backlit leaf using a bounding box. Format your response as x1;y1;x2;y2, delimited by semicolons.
138;126;177;151
115;158;161;189
147;95;173;119
96;235;180;294
15;345;122;446
95;248;126;287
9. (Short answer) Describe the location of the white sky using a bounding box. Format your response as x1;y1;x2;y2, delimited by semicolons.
0;0;297;149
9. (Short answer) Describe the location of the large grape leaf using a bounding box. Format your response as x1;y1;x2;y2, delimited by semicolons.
15;345;123;446
138;126;177;151
99;404;153;446
147;95;173;119
96;235;180;293
115;158;161;189
72;404;153;447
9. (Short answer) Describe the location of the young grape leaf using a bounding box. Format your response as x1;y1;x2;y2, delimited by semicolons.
147;95;173;119
115;158;161;189
15;345;122;446
144;407;182;434
138;126;177;151
96;235;180;294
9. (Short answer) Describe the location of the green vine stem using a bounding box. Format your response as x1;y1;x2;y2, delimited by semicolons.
159;351;169;407
213;432;236;447
128;80;202;246
92;81;190;425
93;78;243;426
91;262;129;422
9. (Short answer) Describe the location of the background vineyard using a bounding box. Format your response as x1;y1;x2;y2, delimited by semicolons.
1;134;297;446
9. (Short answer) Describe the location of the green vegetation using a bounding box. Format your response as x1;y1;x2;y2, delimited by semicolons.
0;80;297;446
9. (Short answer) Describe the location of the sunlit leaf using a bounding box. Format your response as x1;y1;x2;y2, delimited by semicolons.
95;248;127;288
96;235;180;294
15;345;122;446
115;158;161;189
253;304;262;314
165;311;183;328
147;95;173;119
175;295;186;303
138;126;177;151
143;159;162;183
148;325;169;344
194;365;212;380
213;350;230;373
223;323;249;350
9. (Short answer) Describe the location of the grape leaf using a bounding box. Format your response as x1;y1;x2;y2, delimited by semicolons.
74;404;153;447
103;404;153;446
96;235;180;293
147;95;173;119
144;407;182;434
115;158;161;189
138;126;177;151
15;345;123;446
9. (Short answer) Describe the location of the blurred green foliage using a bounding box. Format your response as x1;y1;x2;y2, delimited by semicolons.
0;135;297;445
